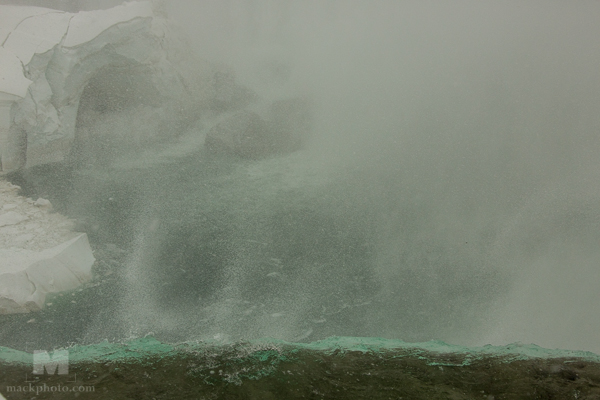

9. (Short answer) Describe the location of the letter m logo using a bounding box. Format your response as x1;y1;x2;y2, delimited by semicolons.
33;350;69;375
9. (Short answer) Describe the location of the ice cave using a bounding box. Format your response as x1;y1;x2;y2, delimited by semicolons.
2;1;600;398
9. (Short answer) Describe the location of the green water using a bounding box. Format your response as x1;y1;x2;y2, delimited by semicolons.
1;131;502;352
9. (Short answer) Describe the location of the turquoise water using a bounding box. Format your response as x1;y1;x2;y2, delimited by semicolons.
3;335;599;366
2;130;502;351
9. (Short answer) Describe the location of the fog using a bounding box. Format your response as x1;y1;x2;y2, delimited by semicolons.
4;0;600;353
161;1;600;350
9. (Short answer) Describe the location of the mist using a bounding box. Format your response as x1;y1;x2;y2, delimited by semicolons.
163;1;600;351
4;0;600;354
158;1;600;350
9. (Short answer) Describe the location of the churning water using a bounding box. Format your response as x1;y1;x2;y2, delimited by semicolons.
2;0;600;354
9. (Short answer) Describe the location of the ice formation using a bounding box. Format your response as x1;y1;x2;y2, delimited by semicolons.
0;1;201;172
0;180;94;313
0;1;200;313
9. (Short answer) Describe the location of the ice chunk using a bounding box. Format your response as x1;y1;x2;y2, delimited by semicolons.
0;211;27;227
0;234;95;314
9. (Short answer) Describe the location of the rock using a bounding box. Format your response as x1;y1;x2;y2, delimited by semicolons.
34;198;52;210
205;111;278;159
0;211;27;227
205;100;313;159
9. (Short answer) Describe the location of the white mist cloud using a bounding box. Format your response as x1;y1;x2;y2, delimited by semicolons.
159;0;600;351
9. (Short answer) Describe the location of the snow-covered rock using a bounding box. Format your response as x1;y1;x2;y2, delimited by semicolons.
0;1;206;172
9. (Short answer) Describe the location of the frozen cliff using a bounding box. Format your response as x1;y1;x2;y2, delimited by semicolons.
0;0;203;172
0;1;206;313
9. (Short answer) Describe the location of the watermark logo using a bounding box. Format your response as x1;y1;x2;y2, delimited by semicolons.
3;347;96;395
6;384;95;395
33;350;69;375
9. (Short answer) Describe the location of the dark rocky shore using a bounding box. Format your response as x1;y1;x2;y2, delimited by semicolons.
2;338;600;399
